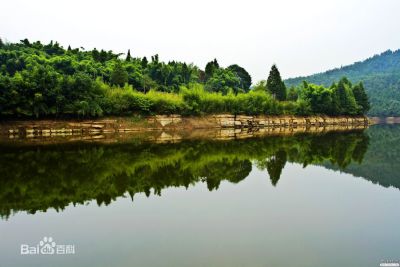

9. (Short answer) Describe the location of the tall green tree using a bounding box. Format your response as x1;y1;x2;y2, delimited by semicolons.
205;68;241;95
141;57;148;68
352;82;370;114
205;59;219;80
227;64;252;92
151;54;159;63
126;49;132;61
21;38;30;46
335;78;358;115
92;48;100;62
300;83;334;114
266;65;287;101
110;61;128;87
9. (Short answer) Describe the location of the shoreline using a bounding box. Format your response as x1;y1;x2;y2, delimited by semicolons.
0;115;369;144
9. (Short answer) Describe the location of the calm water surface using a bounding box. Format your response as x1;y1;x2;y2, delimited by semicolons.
0;124;399;267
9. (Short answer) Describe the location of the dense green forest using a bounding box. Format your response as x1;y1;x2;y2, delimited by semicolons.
0;38;368;118
286;49;400;116
0;130;368;218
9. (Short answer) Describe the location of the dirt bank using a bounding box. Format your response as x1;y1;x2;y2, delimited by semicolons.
0;114;369;143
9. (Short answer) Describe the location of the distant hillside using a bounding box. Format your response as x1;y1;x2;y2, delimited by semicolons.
285;50;400;116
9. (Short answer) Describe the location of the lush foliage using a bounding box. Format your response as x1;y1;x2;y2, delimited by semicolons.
296;78;369;115
0;38;369;118
285;49;400;116
226;64;252;92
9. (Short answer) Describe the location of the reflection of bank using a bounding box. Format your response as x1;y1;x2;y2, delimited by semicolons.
324;124;400;191
369;116;400;124
0;129;370;219
0;124;368;146
0;114;369;141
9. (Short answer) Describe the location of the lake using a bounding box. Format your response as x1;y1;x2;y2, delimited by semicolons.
0;124;399;267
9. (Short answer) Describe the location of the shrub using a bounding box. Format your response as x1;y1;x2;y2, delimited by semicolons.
180;84;281;115
144;90;184;114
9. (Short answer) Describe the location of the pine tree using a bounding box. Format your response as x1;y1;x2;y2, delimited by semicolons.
126;49;132;61
0;38;3;48
266;64;286;101
92;48;100;62
110;61;128;87
67;45;72;51
141;57;148;68
21;38;30;46
182;63;189;83
99;50;108;63
213;58;219;68
336;79;347;113
335;78;358;115
352;82;370;114
151;54;159;63
205;59;219;80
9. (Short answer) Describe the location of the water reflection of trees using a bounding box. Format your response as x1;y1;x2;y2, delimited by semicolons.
257;150;287;186
0;130;369;218
324;124;400;190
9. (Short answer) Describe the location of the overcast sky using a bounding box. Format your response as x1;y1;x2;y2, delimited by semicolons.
1;0;400;82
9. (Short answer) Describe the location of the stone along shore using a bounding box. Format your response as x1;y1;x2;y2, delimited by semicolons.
0;115;369;140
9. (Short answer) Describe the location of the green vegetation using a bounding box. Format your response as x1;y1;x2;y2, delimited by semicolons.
266;64;287;101
0;38;369;118
297;78;370;115
285;49;400;116
0;130;368;218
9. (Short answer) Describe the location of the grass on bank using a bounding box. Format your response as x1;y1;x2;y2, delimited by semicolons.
101;82;299;116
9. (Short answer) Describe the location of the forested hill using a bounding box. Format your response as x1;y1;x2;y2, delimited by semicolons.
285;50;400;116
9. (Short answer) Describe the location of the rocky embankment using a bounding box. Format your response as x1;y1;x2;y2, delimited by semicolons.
0;115;369;142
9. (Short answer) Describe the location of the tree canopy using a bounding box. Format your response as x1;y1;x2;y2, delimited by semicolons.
227;64;252;92
0;38;369;118
297;78;368;115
